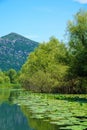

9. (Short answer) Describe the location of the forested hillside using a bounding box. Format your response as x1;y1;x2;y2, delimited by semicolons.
0;33;39;71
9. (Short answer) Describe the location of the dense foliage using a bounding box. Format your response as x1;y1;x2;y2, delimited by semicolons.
68;10;87;77
0;69;20;88
0;70;10;85
19;37;69;93
67;10;87;93
19;10;87;93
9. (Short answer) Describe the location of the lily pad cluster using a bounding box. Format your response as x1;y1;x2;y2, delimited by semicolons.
13;92;87;130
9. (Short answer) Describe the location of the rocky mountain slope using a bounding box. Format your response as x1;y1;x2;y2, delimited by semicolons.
0;33;39;71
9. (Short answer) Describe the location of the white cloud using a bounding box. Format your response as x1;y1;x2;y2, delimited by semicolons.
74;0;87;4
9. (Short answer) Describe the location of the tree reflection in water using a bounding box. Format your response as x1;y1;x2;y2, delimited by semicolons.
0;103;34;130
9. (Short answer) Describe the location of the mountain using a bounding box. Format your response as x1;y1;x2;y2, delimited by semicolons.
0;33;39;71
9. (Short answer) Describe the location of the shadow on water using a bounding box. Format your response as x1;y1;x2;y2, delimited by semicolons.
55;96;87;104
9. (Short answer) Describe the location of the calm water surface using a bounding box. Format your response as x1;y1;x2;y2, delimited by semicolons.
0;88;59;130
0;88;87;130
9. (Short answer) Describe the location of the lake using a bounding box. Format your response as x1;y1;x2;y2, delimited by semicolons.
0;88;87;130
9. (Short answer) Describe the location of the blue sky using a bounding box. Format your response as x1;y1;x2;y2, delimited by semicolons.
0;0;87;42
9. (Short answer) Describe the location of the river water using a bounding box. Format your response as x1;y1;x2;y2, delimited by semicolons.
0;88;60;130
0;88;87;130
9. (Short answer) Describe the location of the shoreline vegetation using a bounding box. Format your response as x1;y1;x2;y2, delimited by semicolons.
0;10;87;94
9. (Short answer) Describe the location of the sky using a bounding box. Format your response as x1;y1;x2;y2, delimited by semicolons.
0;0;87;42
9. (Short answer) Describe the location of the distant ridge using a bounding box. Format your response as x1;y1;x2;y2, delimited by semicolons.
2;32;31;41
0;32;39;71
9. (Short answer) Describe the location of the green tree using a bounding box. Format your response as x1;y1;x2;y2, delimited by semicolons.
67;9;87;77
6;69;17;83
0;70;10;84
20;37;69;93
67;10;87;93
